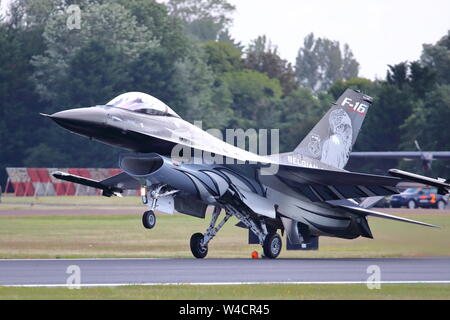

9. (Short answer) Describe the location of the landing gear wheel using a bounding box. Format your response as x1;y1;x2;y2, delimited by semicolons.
408;200;417;209
263;233;282;259
142;210;156;229
438;200;446;210
190;233;208;259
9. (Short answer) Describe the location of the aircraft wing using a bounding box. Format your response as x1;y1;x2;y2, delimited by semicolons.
350;151;450;160
275;165;401;202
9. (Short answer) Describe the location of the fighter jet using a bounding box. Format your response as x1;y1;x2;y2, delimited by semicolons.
350;141;450;171
42;89;449;259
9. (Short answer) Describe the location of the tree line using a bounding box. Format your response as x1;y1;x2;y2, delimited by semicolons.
1;0;450;185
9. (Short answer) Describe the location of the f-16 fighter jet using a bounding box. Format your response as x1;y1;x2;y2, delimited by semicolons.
42;89;448;259
350;140;450;171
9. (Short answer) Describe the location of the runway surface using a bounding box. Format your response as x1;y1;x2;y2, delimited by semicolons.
1;258;450;287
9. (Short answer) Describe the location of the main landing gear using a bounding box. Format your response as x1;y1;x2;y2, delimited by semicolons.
190;233;208;259
190;206;232;259
263;232;282;259
190;206;282;259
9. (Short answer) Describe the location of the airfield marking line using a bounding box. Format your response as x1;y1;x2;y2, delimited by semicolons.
3;281;450;288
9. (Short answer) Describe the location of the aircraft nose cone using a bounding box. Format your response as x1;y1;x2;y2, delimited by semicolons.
46;107;106;138
51;107;105;124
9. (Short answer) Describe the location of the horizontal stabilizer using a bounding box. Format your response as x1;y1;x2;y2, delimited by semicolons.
339;204;440;229
389;169;450;195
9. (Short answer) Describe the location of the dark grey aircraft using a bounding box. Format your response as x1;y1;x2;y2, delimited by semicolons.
42;89;450;259
351;141;450;171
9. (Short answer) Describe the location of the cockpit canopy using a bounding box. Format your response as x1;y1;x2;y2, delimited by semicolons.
107;92;180;118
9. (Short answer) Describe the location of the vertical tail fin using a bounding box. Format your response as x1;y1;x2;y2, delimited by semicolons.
294;89;373;169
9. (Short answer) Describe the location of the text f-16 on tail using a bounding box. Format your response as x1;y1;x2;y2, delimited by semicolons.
42;89;449;259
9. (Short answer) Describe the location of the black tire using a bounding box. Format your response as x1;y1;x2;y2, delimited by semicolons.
408;200;417;209
263;233;282;259
142;210;156;229
190;233;208;259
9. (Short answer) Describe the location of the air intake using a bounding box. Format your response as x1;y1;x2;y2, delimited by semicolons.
120;154;164;177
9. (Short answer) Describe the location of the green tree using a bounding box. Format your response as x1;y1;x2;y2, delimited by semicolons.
386;62;409;89
128;48;180;107
202;41;242;73
277;88;327;152
64;41;130;106
171;44;220;127
219;70;283;129
421;30;450;85
296;33;359;92
386;61;437;99
120;0;189;61
328;78;374;101
23;143;72;168
244;36;297;95
400;85;450;176
31;1;158;107
217;29;244;51
402;85;450;151
409;61;436;99
354;83;415;153
0;24;47;182
166;0;235;41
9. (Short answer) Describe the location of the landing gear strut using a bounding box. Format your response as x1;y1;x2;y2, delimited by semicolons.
190;207;231;259
190;205;283;259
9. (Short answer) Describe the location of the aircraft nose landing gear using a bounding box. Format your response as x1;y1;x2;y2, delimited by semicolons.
141;184;178;230
142;210;156;229
142;195;158;229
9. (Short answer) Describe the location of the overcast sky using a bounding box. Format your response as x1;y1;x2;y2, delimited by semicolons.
228;0;450;79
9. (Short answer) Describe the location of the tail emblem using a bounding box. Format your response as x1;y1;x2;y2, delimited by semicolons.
308;134;322;158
